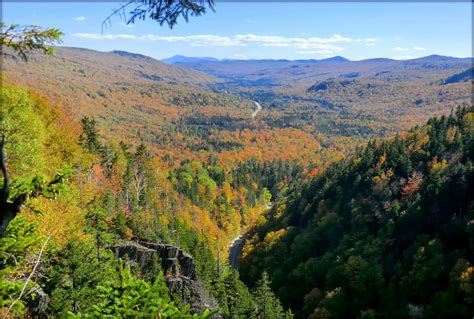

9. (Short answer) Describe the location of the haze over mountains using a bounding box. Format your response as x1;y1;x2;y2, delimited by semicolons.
162;54;472;64
162;54;351;64
162;55;220;64
163;54;472;83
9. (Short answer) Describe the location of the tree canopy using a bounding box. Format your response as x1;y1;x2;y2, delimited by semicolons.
103;0;215;29
0;23;62;61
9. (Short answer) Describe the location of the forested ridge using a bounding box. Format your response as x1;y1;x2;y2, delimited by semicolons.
240;106;474;318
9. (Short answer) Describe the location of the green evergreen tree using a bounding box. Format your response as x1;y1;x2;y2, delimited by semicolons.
43;238;111;316
69;260;209;318
252;272;291;319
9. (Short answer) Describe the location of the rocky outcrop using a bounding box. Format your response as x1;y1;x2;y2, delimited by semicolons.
110;240;218;314
111;241;196;279
26;287;50;317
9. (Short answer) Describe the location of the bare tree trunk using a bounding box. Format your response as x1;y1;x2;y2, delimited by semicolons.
132;167;145;210
0;136;24;237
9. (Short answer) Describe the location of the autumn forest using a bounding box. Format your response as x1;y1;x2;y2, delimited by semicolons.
0;1;473;318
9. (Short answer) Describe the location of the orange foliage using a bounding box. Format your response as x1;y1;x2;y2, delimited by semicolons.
401;171;423;198
308;167;319;177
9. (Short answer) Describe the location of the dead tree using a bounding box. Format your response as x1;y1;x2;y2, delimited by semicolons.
0;136;26;236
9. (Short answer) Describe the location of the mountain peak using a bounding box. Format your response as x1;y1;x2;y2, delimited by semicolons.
319;56;350;62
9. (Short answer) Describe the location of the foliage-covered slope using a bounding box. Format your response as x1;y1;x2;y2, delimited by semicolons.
0;84;293;317
441;67;473;85
181;55;472;138
4;48;471;171
240;106;474;318
2;47;327;166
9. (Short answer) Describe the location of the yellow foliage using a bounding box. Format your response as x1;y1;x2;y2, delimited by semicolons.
25;194;86;246
372;168;393;184
274;204;287;219
263;228;287;246
462;112;474;134
446;126;458;142
430;158;447;173
325;287;342;299
124;227;133;240
460;265;474;297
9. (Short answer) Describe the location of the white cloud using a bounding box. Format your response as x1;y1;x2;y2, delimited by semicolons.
393;47;410;51
73;33;243;46
72;33;377;52
75;16;86;21
392;46;425;52
366;43;376;47
73;33;136;40
159;35;243;46
245;19;256;24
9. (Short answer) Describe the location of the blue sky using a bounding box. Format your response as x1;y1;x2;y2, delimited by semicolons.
3;2;472;60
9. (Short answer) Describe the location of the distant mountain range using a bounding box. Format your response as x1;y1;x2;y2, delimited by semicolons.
160;54;472;87
162;54;351;64
162;55;220;64
162;54;472;65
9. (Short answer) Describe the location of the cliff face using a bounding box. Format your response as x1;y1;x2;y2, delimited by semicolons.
111;241;218;313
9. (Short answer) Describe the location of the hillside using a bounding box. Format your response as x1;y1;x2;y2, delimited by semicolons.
1;47;328;166
174;55;471;84
3;48;471;171
441;67;473;85
0;83;294;317
240;106;474;318
2;72;472;318
179;55;472;137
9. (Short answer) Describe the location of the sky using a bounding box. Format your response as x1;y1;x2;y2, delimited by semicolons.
2;1;473;61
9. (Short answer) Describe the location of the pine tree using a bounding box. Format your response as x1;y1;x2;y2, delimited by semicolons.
69;260;209;318
43;238;111;316
252;272;291;319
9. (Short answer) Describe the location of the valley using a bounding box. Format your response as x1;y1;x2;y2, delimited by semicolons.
1;44;473;318
3;47;471;169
